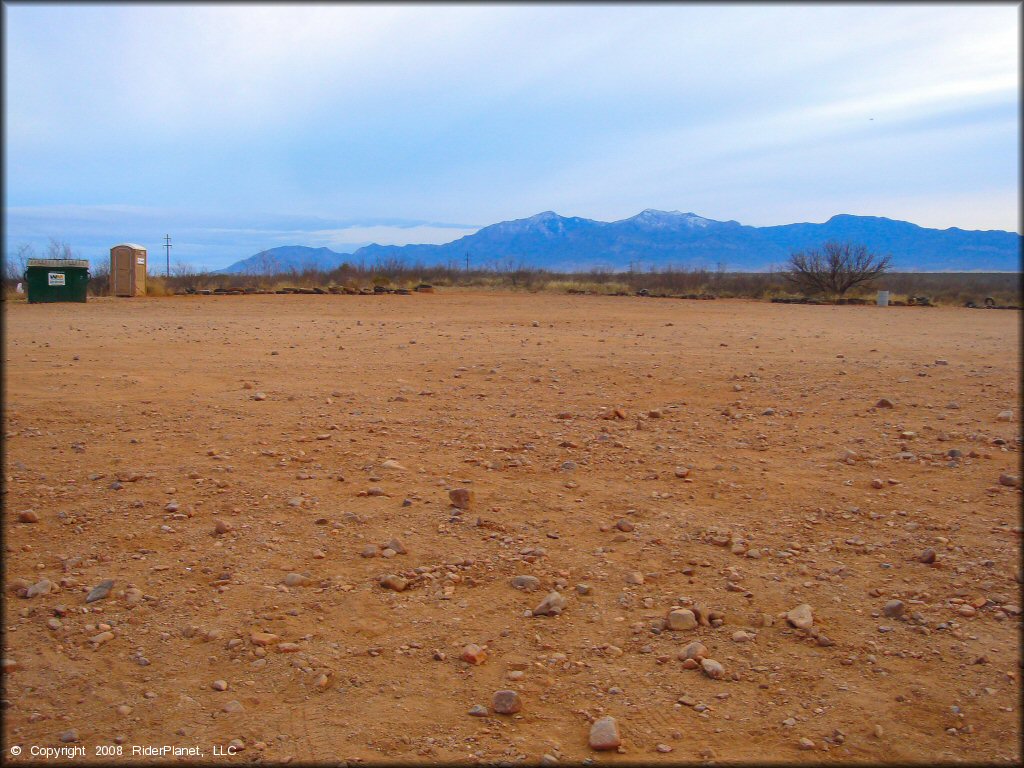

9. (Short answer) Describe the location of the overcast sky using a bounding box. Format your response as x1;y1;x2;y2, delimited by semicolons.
4;3;1019;270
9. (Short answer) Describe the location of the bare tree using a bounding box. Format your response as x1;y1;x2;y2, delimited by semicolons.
5;243;35;281
784;241;891;298
46;238;75;260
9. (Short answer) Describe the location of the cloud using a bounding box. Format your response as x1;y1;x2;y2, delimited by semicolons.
3;4;1019;245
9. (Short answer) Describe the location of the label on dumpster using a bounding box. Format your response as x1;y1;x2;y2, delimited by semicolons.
48;272;65;286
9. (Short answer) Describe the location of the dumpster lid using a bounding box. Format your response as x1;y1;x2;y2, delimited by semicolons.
27;258;90;269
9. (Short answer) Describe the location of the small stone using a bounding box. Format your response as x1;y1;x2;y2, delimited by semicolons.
786;603;813;630
212;680;228;691
999;473;1020;488
283;573;310;587
625;571;645;585
276;642;301;653
380;548;397;558
656;744;673;753
214;519;233;535
491;689;522;714
253;392;266;401
588;716;621;751
116;705;132;716
360;545;379;558
380;574;408;592
250;632;281;647
1;658;18;673
511;575;541;591
532;591;566;616
222;700;244;713
576;583;591;596
731;630;754;643
18;510;39;523
918;548;937;564
798;737;815;750
871;478;884;489
59;729;79;743
382;537;407;554
875;398;894;408
461;644;488;665
26;578;52;598
666;609;697;631
700;658;725;679
679;641;708;661
996;410;1014;422
468;704;489;717
883;600;905;618
90;630;115;646
614;519;634;532
448;488;475;509
85;579;114;603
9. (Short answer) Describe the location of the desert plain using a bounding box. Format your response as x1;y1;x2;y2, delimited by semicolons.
2;291;1021;764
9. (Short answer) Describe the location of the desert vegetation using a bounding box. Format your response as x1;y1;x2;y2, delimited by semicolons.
3;244;1019;306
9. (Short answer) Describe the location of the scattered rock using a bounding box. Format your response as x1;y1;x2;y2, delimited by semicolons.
461;644;488;665
250;632;281;647
212;680;228;691
214;519;233;535
26;579;52;599
589;716;621;751
380;574;408;592
679;641;708;661
448;488;474;509
918;548;937;564
701;658;726;679
468;704;489;717
85;579;114;603
532;591;566;616
883;600;905;618
996;410;1014;422
999;473;1020;488
491;689;522;714
511;575;541;591
18;509;39;523
283;573;310;587
875;398;894;408
666;609;698;631
786;603;813;630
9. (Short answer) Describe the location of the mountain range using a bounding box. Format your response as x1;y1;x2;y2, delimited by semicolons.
218;211;1021;274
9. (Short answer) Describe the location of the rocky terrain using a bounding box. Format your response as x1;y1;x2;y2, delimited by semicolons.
3;292;1020;764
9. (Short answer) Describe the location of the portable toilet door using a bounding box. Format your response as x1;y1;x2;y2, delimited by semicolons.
110;244;147;296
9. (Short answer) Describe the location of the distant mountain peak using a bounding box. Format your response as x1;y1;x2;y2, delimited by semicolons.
624;209;712;228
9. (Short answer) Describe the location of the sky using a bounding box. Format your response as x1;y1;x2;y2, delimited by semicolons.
3;3;1020;271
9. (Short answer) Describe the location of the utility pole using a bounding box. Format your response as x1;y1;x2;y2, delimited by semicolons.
164;234;172;277
465;252;470;272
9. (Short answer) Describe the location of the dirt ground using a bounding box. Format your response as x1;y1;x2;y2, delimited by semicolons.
2;292;1020;765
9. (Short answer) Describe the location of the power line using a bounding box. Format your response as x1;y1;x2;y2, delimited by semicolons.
164;234;172;277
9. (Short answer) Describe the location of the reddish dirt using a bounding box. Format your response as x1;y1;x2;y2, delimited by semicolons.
3;292;1020;764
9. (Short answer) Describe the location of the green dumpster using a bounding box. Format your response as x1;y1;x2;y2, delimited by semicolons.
25;259;90;303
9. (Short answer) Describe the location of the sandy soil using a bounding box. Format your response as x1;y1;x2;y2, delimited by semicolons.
2;292;1020;764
